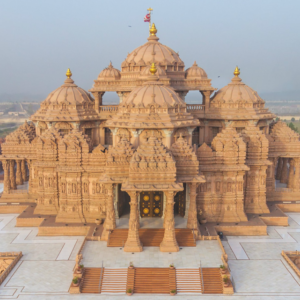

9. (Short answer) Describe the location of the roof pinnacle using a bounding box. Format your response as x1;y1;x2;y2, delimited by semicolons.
150;62;157;75
66;68;72;78
234;66;240;77
150;23;157;36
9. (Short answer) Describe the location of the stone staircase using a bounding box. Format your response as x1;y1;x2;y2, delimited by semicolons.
81;268;102;293
108;228;196;247
175;268;202;294
101;268;127;294
201;268;223;294
134;267;175;294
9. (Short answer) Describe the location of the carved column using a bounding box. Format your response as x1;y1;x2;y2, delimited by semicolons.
187;182;201;238
288;159;295;189
160;191;179;252
101;184;116;241
200;90;212;110
117;92;124;103
111;128;119;147
16;160;23;186
162;129;173;148
130;129;143;148
10;160;16;190
92;92;105;113
187;127;195;146
280;158;289;184
3;160;10;193
294;158;300;191
276;157;283;180
124;191;143;252
21;160;27;182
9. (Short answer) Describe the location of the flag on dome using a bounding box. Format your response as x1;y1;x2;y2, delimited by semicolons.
144;13;150;22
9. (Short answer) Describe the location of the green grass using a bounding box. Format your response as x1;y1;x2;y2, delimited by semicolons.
0;127;18;138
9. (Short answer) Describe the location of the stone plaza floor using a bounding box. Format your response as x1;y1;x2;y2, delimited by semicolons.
1;212;300;299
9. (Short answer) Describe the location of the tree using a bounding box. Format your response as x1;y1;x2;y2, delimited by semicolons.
289;122;299;133
291;117;295;122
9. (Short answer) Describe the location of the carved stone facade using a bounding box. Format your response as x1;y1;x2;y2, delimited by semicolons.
0;24;298;252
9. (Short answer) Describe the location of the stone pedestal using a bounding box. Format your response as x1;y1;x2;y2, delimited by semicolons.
187;183;201;238
160;191;179;252
101;184;116;241
124;191;143;252
10;160;16;190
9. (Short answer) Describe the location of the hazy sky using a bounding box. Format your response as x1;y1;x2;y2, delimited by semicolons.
0;0;300;102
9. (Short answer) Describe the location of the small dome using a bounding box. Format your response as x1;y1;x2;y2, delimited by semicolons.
123;82;185;108
211;68;264;105
43;72;94;106
98;62;121;80
185;61;207;79
121;24;184;70
31;69;98;122
140;64;167;77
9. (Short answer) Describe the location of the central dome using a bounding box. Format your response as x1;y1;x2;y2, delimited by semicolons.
123;82;186;108
121;24;184;72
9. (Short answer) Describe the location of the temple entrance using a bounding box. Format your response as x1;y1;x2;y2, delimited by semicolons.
117;185;130;217
174;184;186;217
140;191;163;217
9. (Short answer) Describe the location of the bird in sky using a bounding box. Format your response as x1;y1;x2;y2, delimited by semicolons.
128;26;132;27
218;76;220;78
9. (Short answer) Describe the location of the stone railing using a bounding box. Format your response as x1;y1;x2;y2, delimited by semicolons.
99;105;119;113
186;104;205;112
281;251;300;278
0;252;22;285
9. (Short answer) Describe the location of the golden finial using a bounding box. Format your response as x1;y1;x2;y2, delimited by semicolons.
66;68;72;78
234;66;240;77
150;62;157;75
150;23;157;36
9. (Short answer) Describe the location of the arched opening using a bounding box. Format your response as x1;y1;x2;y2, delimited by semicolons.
102;92;120;105
184;90;202;104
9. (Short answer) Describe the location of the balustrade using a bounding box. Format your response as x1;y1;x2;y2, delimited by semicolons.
186;104;205;112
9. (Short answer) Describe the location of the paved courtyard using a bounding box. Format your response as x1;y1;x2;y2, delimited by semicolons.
1;212;300;299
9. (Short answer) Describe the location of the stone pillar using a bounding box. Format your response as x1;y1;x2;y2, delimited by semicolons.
10;160;16;190
21;160;27;182
200;91;212;110
16;160;23;186
117;92;124;104
204;121;210;144
294;158;300;191
99;126;105;145
280;158;289;184
92;92;104;113
3;160;10;193
288;159;295;189
162;129;173;148
187;127;195;146
266;157;277;193
160;191;179;252
124;191;143;252
187;183;201;238
276;157;283;180
130;129;143;148
101;184;116;241
111;128;119;147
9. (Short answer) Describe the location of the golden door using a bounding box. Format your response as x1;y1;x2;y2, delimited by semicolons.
140;191;163;217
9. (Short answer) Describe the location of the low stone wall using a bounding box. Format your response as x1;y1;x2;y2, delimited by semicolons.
214;225;267;236
267;191;300;201
16;217;44;227
38;226;90;236
260;216;289;226
0;252;22;285
0;205;28;214
277;203;300;212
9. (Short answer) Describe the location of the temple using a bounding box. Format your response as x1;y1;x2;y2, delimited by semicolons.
1;23;299;253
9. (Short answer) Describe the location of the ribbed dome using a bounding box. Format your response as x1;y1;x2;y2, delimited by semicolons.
98;62;121;80
211;74;264;104
43;77;94;106
31;70;98;122
185;61;207;79
123;82;185;108
121;25;184;70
